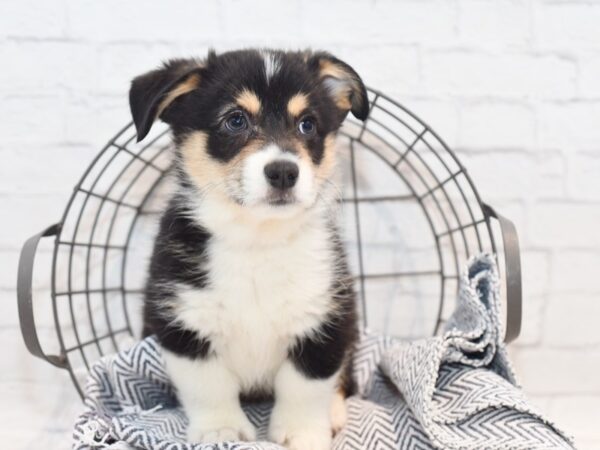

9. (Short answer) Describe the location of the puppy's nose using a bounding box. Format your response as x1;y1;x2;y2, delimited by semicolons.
264;160;299;189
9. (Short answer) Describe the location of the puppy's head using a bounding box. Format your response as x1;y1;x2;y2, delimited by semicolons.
129;49;368;219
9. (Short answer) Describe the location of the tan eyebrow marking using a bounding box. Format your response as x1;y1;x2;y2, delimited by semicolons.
235;89;261;115
287;93;309;117
157;72;201;117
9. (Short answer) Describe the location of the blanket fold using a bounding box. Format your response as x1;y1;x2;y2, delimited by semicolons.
73;254;573;450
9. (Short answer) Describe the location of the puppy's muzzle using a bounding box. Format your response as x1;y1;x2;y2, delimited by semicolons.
264;160;299;190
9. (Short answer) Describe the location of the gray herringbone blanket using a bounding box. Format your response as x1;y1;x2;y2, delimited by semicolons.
73;254;573;449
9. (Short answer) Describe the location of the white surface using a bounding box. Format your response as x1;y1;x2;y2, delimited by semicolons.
1;0;600;448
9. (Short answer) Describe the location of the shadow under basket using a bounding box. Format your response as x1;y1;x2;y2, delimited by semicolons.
17;87;522;399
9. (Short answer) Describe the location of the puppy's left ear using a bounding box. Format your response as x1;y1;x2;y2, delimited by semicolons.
308;52;369;121
129;58;203;142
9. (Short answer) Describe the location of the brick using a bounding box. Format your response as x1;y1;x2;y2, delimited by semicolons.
549;250;600;293
457;0;531;49
511;347;600;394
2;94;66;145
536;2;600;50
65;0;221;42
529;203;600;249
337;45;421;97
0;251;19;293
0;0;67;39
512;250;551;346
538;101;600;152
459;152;532;200
422;50;577;99
458;100;536;149
578;50;600;97
219;1;303;43
63;96;131;144
458;152;564;202
95;43;179;96
521;250;551;298
514;294;545;346
535;152;568;200
544;292;600;347
298;0;458;46
0;41;95;95
567;153;600;201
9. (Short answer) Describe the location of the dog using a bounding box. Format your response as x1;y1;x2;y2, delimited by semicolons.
130;48;368;450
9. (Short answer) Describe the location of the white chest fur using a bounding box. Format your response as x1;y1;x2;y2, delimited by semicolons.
173;209;335;391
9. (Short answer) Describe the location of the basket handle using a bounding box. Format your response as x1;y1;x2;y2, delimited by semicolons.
482;204;522;343
17;223;68;368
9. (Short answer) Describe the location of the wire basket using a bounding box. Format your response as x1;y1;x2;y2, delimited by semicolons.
17;87;522;398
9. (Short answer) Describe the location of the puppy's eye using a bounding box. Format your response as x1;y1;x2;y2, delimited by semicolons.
225;111;248;132
298;117;316;136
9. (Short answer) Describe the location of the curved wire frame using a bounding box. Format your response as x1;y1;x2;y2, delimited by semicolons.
49;88;498;398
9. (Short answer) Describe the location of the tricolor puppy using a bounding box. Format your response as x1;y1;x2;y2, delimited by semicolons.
130;49;368;450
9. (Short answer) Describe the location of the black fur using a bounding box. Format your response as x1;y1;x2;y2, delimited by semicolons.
142;195;213;358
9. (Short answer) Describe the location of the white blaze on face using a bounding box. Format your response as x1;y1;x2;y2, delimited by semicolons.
261;50;280;83
241;144;315;209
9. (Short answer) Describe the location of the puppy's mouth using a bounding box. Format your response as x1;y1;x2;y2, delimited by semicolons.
266;190;297;207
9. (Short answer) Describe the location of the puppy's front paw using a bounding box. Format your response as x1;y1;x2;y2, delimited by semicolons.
270;424;331;450
187;409;256;443
269;408;331;450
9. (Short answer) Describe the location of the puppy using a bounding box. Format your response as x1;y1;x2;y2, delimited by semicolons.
130;49;368;450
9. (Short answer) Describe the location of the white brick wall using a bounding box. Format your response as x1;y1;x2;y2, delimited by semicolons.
1;0;599;448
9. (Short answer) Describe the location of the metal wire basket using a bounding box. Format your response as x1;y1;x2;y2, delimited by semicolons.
17;87;522;398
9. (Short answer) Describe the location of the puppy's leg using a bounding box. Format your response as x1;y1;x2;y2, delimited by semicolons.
163;351;256;443
330;388;348;435
269;360;337;450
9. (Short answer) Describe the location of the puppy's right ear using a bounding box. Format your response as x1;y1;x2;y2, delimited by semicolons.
129;59;203;142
